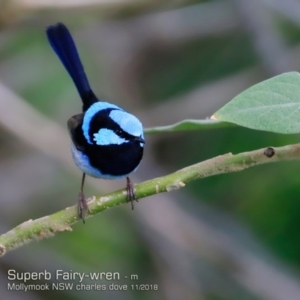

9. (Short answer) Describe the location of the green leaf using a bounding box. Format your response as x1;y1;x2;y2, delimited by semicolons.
144;119;232;135
212;72;300;134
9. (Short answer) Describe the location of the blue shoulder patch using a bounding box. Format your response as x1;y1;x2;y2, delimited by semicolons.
93;128;127;145
82;102;122;144
109;110;143;138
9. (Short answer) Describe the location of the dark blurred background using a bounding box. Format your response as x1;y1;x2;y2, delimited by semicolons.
1;0;300;299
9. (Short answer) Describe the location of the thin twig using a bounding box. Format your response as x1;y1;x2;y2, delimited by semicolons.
0;143;300;256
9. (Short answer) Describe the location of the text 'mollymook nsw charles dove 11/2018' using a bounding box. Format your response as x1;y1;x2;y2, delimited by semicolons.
46;23;145;223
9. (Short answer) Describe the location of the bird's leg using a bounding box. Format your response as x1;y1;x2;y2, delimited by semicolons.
78;173;89;223
126;177;138;210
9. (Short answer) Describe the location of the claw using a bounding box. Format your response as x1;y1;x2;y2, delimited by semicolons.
78;191;89;224
78;173;89;224
126;177;138;210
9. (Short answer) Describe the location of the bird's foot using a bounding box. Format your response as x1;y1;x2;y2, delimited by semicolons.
78;191;90;224
126;177;138;210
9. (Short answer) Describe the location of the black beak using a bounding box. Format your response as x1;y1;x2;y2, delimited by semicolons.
135;136;145;144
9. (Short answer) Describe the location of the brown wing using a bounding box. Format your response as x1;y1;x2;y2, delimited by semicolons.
67;114;86;151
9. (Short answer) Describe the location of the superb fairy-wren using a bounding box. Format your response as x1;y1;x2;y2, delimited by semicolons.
46;23;145;222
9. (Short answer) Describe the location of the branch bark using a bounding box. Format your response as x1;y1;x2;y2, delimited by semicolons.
1;143;300;257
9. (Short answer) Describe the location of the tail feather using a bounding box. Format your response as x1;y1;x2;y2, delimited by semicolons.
46;23;97;111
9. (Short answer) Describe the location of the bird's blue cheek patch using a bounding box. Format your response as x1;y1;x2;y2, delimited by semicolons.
109;110;143;138
93;128;127;145
83;102;122;144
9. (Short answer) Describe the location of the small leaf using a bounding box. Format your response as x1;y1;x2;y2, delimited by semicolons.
212;72;300;134
144;119;232;135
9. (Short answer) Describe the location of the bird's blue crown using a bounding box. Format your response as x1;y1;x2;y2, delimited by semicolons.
82;102;144;147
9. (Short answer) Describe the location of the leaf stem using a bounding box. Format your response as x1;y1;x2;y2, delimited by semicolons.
144;119;233;134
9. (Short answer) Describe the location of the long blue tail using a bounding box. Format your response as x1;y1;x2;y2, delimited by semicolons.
46;23;97;111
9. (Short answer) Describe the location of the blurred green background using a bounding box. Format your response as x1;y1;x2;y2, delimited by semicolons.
1;0;300;299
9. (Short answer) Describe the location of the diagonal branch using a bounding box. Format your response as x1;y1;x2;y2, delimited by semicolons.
0;143;300;257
